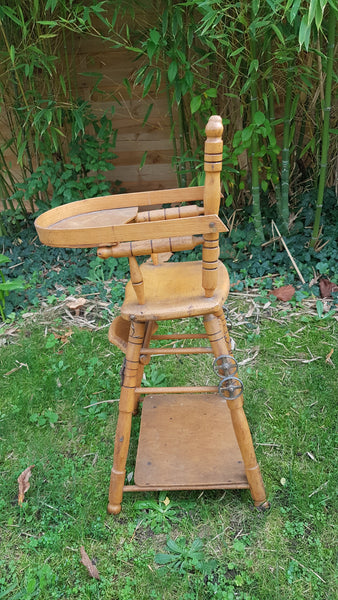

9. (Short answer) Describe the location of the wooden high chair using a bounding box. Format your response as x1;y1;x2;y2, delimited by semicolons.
35;115;268;515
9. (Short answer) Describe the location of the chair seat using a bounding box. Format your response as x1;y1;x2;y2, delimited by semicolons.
121;260;229;321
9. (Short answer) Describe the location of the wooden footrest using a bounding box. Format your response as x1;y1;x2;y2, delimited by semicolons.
131;394;249;490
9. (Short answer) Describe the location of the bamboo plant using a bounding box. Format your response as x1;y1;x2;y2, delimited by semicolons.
310;4;336;247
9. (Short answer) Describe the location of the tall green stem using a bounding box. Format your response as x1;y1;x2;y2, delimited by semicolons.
280;64;293;234
310;8;335;247
266;40;282;228
249;20;264;244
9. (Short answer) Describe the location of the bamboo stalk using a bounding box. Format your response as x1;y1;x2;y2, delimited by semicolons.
310;7;336;247
280;64;293;234
249;14;264;244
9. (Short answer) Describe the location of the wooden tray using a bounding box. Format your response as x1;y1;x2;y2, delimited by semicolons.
34;196;138;248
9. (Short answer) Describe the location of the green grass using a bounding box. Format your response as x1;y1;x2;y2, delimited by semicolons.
0;305;337;600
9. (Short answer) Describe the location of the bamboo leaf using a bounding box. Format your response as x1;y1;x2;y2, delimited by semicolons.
230;46;245;57
248;59;259;75
143;69;154;97
290;0;301;22
252;0;260;17
315;1;324;29
139;151;147;170
168;62;178;84
299;15;311;49
59;74;66;96
271;24;285;44
142;104;153;126
9;45;15;65
123;78;132;98
190;95;201;114
308;0;318;25
0;6;22;26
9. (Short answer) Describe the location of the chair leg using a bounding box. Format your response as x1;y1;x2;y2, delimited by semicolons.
133;321;157;412
108;320;146;515
203;313;269;508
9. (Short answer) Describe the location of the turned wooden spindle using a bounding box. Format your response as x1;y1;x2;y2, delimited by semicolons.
202;115;223;298
97;236;203;259
203;313;268;507
129;257;145;304
108;320;146;514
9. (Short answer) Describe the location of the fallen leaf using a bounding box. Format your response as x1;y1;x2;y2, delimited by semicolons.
325;348;334;366
319;278;338;298
66;298;87;316
163;496;170;507
269;285;295;302
18;465;35;505
52;329;73;344
80;546;100;580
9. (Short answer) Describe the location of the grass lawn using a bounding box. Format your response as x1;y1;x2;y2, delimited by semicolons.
0;299;337;600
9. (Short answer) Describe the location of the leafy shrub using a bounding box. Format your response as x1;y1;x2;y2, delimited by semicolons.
8;107;118;213
0;254;25;321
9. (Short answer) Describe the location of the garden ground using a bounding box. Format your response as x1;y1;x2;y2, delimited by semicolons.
0;294;337;600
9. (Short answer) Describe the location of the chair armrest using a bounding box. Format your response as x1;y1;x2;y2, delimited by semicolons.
108;214;227;244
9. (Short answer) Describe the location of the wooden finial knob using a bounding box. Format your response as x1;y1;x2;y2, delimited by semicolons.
205;115;223;139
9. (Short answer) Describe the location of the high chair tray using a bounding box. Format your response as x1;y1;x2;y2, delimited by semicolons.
34;196;138;248
128;394;249;491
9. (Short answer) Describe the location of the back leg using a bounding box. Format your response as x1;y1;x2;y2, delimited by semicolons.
203;312;269;508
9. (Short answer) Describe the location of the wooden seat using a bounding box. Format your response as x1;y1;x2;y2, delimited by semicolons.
121;260;230;321
34;114;268;515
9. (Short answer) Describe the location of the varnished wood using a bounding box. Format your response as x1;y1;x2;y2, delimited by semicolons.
35;186;205;247
34;115;267;513
36;211;226;248
203;313;267;506
134;394;248;488
97;235;203;258
135;204;204;222
203;115;223;297
138;347;212;355
128;257;145;305
135;386;219;394
121;261;229;321
108;320;145;514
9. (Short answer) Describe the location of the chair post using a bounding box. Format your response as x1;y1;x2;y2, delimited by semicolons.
203;312;268;507
202;115;223;297
108;320;146;514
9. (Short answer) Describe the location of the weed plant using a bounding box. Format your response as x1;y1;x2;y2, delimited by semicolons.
0;310;337;599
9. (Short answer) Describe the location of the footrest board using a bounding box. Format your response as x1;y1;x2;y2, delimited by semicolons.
133;394;249;489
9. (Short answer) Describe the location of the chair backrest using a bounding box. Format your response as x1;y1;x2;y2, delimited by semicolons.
97;115;225;303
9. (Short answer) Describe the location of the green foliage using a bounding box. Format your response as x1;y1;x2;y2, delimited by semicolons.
105;0;336;242
0;253;25;320
0;1;120;229
155;537;217;574
7;107;117;213
134;492;192;533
